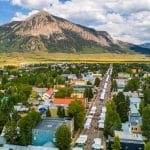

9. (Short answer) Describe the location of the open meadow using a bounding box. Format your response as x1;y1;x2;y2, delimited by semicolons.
0;52;149;67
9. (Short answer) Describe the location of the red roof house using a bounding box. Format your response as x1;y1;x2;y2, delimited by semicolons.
53;97;86;107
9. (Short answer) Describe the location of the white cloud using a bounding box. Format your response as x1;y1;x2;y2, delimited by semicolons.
11;10;39;21
10;0;150;44
11;0;61;9
11;12;27;21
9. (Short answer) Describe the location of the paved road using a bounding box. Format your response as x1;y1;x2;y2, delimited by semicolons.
82;65;113;150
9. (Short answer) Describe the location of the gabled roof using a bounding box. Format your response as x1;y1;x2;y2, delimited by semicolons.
46;89;54;95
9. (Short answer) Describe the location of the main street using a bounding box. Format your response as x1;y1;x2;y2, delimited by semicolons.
82;65;113;150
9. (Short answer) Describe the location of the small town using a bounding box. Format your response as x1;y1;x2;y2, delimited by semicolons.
0;0;150;149
0;63;149;150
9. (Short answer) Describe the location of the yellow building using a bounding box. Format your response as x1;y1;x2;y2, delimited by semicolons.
71;93;84;98
131;69;142;73
70;79;87;86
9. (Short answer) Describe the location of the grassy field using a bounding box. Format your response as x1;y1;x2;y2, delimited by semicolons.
0;52;149;67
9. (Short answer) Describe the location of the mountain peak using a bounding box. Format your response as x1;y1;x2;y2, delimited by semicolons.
0;11;149;54
25;11;51;21
12;10;62;37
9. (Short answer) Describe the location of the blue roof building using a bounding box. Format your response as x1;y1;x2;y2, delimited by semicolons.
130;97;141;109
107;130;144;150
32;117;74;146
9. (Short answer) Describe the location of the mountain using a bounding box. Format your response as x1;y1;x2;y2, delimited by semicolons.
0;11;149;54
140;43;150;49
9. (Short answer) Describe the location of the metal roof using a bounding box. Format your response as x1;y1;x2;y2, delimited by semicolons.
33;117;72;130
115;131;143;142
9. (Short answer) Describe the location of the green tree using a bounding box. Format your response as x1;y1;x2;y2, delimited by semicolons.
87;81;92;85
84;88;93;101
68;100;85;130
4;120;20;145
144;88;150;106
2;75;8;85
94;77;100;87
55;87;73;98
124;78;140;92
18;111;41;145
55;76;65;85
57;106;65;118
55;124;71;150
0;111;8;133
145;142;150;150
111;80;118;92
113;92;130;122
142;105;150;140
111;136;120;150
104;101;122;137
46;108;51;117
0;97;14;117
143;77;150;90
139;100;144;115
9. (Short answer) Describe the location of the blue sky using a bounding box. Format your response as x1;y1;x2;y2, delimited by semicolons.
0;1;26;24
0;0;150;44
0;0;67;24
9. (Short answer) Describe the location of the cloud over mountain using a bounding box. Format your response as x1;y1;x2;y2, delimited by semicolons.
10;0;150;44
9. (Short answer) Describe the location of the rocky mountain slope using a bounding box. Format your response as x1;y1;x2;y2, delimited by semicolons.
0;11;149;54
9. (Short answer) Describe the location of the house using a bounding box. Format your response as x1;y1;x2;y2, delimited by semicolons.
14;105;29;112
129;104;142;133
20;62;36;68
143;72;150;78
3;144;58;150
32;88;47;97
42;89;55;101
92;73;102;79
71;93;84;99
131;69;142;74
107;130;144;150
118;72;131;79
115;79;128;90
61;74;77;80
32;117;74;146
52;98;86;107
73;80;87;86
82;73;95;84
131;91;139;98
73;87;85;94
130;97;141;109
128;97;142;133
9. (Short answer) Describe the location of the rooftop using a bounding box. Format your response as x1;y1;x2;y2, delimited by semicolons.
115;131;144;143
53;98;85;106
130;97;141;104
3;144;58;150
46;89;54;95
130;104;139;114
33;117;72;130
